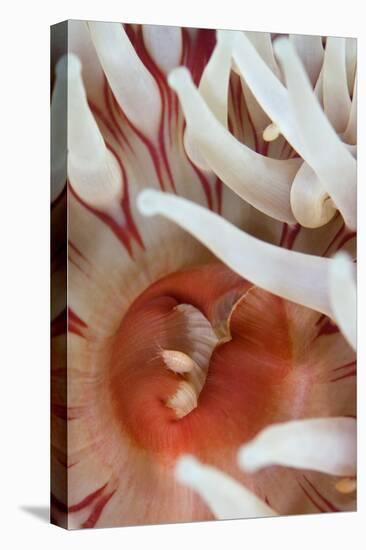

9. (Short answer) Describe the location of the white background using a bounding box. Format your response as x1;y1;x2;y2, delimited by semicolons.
1;1;365;548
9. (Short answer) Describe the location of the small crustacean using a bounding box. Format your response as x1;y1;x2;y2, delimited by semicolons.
160;349;199;374
160;349;207;418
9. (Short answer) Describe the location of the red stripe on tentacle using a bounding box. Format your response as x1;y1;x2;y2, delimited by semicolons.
111;94;168;193
68;254;91;279
80;25;168;198
181;28;225;210
286;224;301;249
69;483;108;513
106;78;161;174
314;315;340;338
332;360;356;373
114;142;145;248
88;84;132;154
261;139;270;158
132;26;178;194
158;107;178;193
181;28;215;86
125;25;219;208
68;308;88;337
81;489;117;528
278;137;293;160
279;223;301;249
264;495;272;508
297;481;328;513
330;369;357;383
228;77;236;138
68;241;93;277
235;76;246;142
96;84;135;156
228;73;248;147
215;178;223;215
106;141;144;249
227;83;235;137
68;241;88;262
68;143;144;252
124;24;175;193
279;224;288;248
190;160;213;211
102;78;134;154
245;99;259;153
322;220;345;256
327;360;357;382
302;476;340;513
128;26;178;150
322;220;355;258
90;92;146;248
66;452;80;469
175;111;215;210
336;230;356;252
68;183;132;252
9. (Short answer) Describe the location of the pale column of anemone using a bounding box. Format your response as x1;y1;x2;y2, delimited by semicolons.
137;32;357;518
51;22;357;527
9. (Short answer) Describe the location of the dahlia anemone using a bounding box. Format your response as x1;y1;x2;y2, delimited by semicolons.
50;20;357;528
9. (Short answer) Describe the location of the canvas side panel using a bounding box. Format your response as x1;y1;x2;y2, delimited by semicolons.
50;20;68;529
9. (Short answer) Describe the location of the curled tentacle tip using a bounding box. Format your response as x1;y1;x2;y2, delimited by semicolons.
331;250;354;270
137;189;160;217
175;455;200;485
237;444;259;473
55;53;82;82
168;66;191;89
55;54;68;79
273;36;292;57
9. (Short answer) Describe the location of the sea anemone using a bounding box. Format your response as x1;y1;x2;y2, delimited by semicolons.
50;20;357;528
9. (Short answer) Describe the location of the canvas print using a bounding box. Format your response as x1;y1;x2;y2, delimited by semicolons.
50;20;357;529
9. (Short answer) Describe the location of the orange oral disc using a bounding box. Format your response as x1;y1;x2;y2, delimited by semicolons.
108;262;304;463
